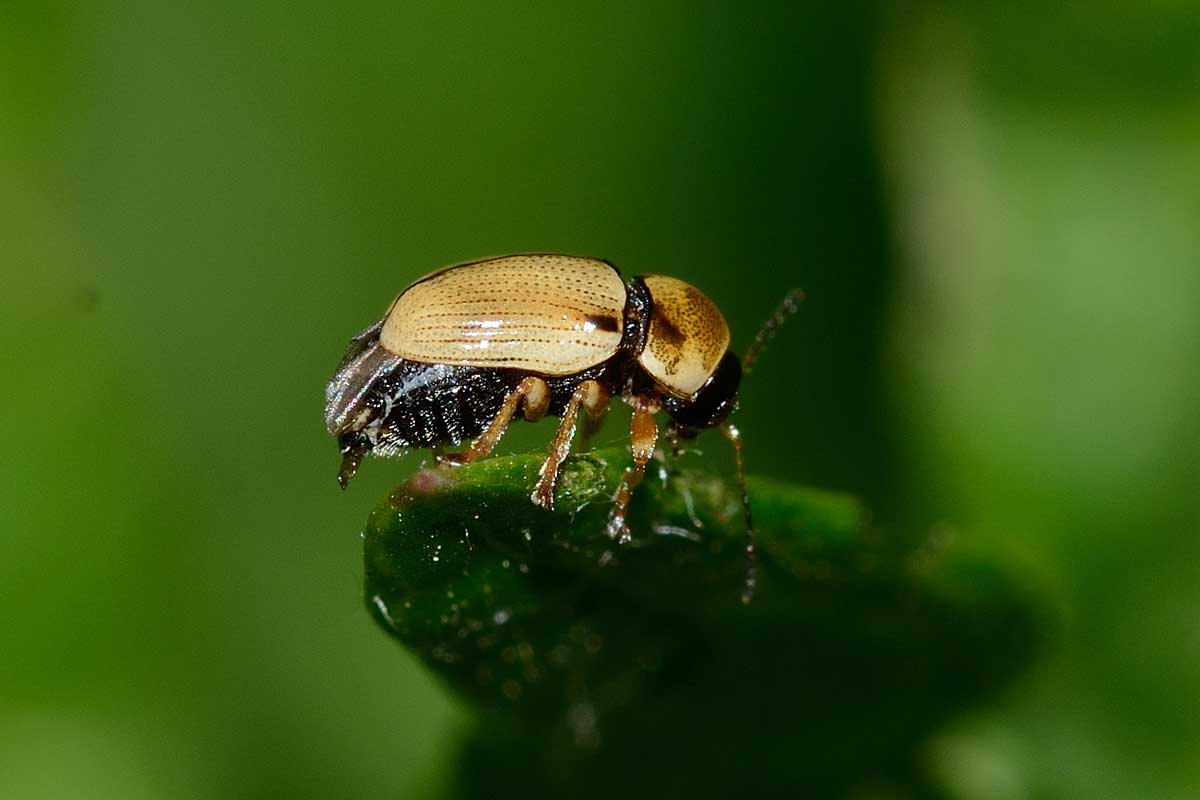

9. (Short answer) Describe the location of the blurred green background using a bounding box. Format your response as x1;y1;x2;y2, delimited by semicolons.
2;2;1196;798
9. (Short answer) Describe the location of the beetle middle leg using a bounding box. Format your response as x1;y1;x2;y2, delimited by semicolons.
439;376;551;466
605;397;661;544
530;380;609;510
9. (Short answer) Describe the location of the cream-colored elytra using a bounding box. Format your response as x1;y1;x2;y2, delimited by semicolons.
380;255;627;376
637;275;730;398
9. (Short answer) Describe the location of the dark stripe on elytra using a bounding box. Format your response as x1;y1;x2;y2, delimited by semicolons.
585;314;621;333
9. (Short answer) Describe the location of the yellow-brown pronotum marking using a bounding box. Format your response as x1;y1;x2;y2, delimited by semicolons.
637;275;731;398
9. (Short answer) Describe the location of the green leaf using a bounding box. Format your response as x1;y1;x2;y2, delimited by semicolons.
363;448;1050;799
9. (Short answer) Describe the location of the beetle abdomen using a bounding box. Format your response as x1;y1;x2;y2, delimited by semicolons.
370;362;520;452
379;255;627;377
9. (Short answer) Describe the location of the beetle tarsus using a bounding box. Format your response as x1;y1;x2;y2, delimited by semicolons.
530;482;555;510
605;507;632;544
435;449;472;467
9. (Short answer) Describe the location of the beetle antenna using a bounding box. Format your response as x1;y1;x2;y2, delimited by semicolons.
742;288;805;374
721;423;757;603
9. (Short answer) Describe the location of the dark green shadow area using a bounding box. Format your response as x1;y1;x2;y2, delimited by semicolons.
364;449;1051;799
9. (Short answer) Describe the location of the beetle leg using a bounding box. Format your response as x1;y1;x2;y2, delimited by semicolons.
605;398;660;544
521;376;551;422
439;376;549;466
530;380;608;510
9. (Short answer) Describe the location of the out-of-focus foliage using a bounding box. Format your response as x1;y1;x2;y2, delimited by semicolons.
877;5;1200;798
1;1;1195;798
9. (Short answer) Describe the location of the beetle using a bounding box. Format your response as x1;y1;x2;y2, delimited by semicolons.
325;253;801;601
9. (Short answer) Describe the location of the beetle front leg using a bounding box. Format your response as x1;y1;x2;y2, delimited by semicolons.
439;376;550;466
606;398;660;544
530;380;608;509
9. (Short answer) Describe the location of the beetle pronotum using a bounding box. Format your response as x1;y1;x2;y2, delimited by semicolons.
325;254;801;601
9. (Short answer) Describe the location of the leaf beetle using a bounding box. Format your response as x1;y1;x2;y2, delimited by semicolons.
325;254;801;601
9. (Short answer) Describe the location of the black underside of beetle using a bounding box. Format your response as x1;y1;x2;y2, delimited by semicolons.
362;359;622;453
371;361;522;450
365;348;740;455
